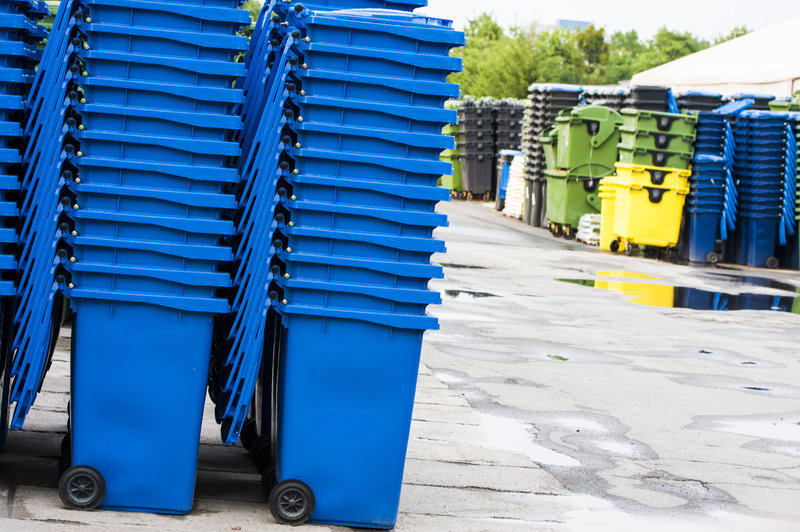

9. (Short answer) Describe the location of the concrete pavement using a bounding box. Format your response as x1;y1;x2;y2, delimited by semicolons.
2;200;800;531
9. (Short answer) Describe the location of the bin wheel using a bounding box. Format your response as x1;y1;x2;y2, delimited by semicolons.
625;243;638;256
58;465;105;510
706;251;721;265
609;239;620;253
765;256;779;269
240;419;258;452
261;465;277;498
269;479;315;525
550;224;563;237
563;227;576;240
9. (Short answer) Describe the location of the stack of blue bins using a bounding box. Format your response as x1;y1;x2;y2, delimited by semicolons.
0;0;49;449
207;0;299;449
45;0;249;514
730;110;798;268
10;0;78;441
232;1;464;527
681;103;743;264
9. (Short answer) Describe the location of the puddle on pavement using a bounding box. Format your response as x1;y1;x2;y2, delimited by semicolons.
697;272;799;294
443;289;497;301
557;277;800;312
712;419;800;442
479;414;580;467
438;263;487;270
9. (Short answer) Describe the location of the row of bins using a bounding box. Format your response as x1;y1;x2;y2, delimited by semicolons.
521;84;583;227
3;0;465;526
539;105;621;238
600;109;696;254
679;100;746;264
728;110;798;268
221;1;463;528
452;97;525;199
4;0;250;515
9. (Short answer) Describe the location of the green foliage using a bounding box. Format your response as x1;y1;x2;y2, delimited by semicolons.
451;13;747;98
714;25;750;45
599;30;644;84
632;27;709;73
241;1;264;38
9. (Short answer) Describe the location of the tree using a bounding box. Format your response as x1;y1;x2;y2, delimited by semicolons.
633;28;709;72
601;30;645;84
464;12;504;43
714;25;750;45
576;25;608;67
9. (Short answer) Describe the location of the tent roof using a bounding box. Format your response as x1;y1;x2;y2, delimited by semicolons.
631;19;800;95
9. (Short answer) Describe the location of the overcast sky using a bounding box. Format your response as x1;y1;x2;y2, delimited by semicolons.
416;0;800;40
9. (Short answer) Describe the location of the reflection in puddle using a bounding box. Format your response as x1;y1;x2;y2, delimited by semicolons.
443;290;497;301
698;273;799;294
557;278;799;312
596;270;658;280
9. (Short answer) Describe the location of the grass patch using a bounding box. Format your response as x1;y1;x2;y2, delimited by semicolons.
548;354;569;362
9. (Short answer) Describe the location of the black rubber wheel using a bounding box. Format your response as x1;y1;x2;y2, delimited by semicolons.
609;239;620;253
551;224;563;237
765;257;780;269
261;465;277;498
240;419;258;452
58;465;105;510
563;227;576;240
706;251;721;265
269;479;315;525
625;243;638;256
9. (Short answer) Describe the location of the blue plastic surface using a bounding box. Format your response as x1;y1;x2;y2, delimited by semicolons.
70;300;213;514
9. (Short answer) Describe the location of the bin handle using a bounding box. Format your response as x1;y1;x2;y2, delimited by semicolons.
279;249;444;279
567;106;622;147
281;303;439;331
567;162;614;178
280;278;442;305
65;286;230;314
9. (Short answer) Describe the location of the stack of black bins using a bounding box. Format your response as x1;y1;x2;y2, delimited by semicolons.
493;99;524;152
624;86;670;111
582;86;628;111
522;84;583;226
676;90;725;112
730;93;775;111
458;98;495;198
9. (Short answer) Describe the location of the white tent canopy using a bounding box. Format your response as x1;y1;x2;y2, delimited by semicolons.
631;19;800;97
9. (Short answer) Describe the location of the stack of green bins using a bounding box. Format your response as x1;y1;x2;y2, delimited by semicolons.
440;100;462;197
618;109;697;170
541;105;622;239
